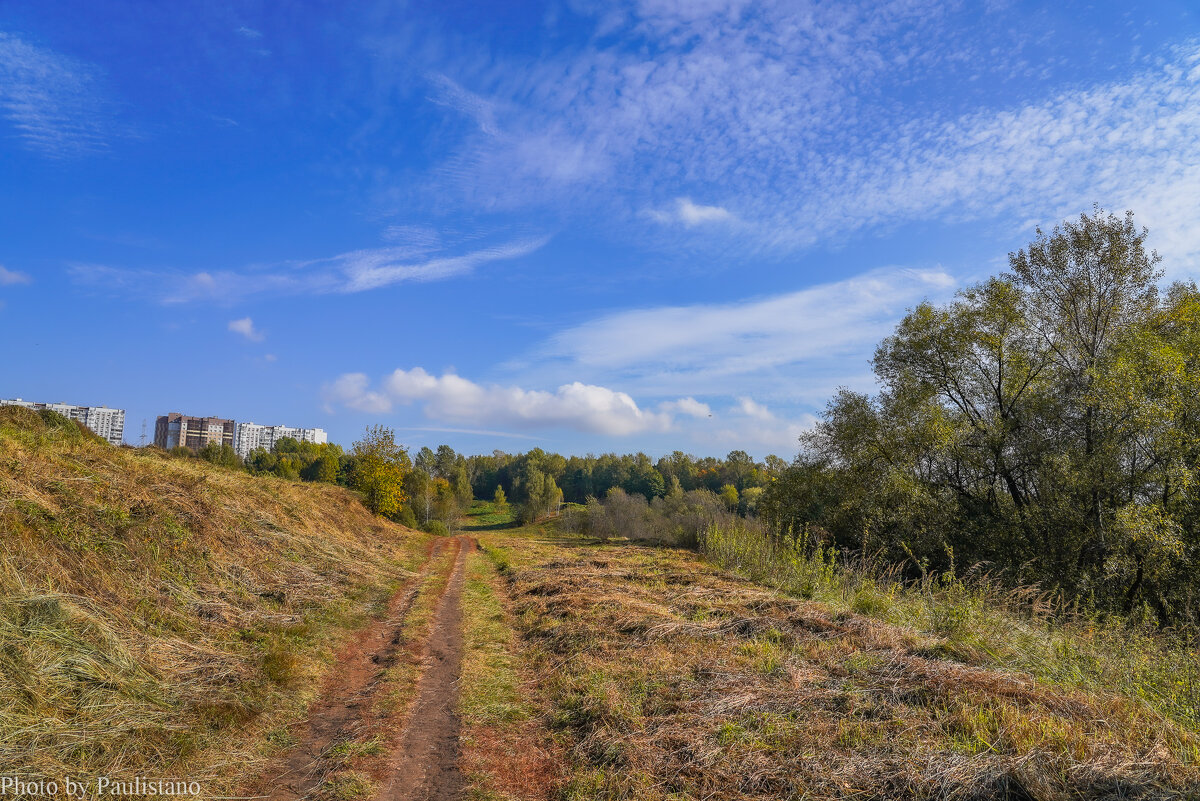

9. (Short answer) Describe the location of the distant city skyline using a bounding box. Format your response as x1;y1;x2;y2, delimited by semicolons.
4;2;1200;458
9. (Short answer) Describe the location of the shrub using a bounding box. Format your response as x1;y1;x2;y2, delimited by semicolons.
392;505;418;528
422;520;451;537
571;487;747;547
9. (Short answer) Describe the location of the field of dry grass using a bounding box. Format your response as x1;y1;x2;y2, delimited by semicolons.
475;524;1200;800
0;407;425;797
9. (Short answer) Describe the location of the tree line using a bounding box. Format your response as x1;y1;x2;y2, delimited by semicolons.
168;434;787;532
465;448;784;522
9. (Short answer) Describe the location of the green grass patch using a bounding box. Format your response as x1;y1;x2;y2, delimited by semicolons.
461;501;517;531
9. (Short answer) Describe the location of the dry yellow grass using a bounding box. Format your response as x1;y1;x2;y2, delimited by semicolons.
480;526;1200;800
0;407;423;796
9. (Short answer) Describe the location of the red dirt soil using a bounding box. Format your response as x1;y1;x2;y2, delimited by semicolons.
377;536;472;801
244;537;449;800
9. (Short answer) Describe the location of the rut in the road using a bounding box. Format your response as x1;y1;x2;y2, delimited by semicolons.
246;538;446;801
378;535;471;801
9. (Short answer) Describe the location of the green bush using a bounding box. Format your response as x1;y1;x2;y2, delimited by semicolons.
422;520;450;537
392;505;418;528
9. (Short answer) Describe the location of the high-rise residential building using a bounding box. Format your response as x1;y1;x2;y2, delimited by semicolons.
154;413;235;451
234;422;328;458
1;398;126;446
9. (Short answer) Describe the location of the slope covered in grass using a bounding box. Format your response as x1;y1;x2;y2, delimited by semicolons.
0;406;423;793
475;525;1200;800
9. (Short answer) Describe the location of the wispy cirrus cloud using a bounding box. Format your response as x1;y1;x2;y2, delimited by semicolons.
0;32;116;156
413;4;1200;267
0;266;31;285
332;236;548;292
524;266;956;403
428;74;501;136
69;235;549;304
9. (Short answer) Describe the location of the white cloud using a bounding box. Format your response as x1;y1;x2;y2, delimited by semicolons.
530;266;956;401
735;397;773;421
0;266;31;285
428;73;502;136
69;235;549;303
397;425;540;441
228;316;265;342
704;398;817;455
648;197;734;227
659;397;711;418
0;32;115;156
323;373;392;414
333;237;548;292
235;26;263;39
323;367;683;436
415;7;1200;270
323;366;817;453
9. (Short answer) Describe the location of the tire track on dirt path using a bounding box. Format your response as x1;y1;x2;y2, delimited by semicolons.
246;536;450;801
378;535;473;801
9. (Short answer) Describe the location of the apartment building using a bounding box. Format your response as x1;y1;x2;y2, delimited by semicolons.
234;422;328;458
154;413;235;451
1;398;126;446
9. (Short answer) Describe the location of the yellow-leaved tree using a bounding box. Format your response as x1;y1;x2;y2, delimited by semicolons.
349;425;409;517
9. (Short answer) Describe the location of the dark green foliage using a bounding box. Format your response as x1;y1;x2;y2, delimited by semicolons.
466;448;784;512
197;442;241;468
392;505;418;528
205;437;352;487
762;209;1200;625
301;452;340;483
422;520;450;536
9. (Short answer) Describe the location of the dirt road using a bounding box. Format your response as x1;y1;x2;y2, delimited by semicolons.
377;536;470;800
245;535;473;801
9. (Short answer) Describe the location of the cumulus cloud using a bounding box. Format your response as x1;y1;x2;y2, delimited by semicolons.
227;316;264;342
323;373;392;414
659;397;712;418
0;266;31;285
703;397;817;455
323;366;816;453
323;367;684;436
736;397;774;421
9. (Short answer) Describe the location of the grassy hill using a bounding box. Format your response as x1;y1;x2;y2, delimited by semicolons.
0;407;424;793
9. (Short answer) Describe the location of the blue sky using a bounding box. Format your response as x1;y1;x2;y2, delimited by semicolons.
3;0;1200;458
